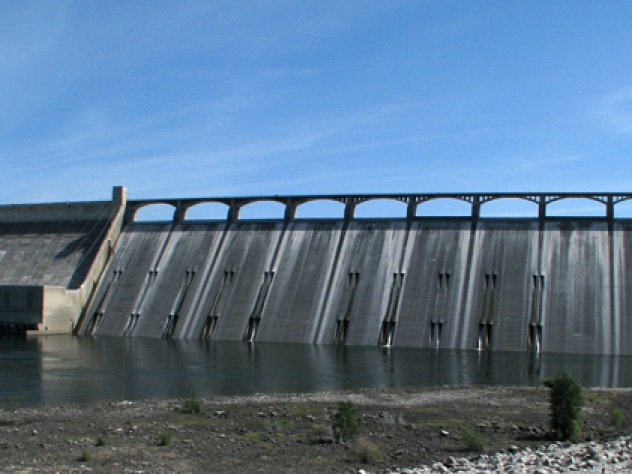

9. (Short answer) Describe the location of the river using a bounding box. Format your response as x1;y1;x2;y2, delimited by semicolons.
1;335;631;407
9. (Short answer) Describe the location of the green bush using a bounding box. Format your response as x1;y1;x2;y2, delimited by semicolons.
353;437;382;463
157;432;171;446
461;425;486;452
95;436;106;447
543;372;584;440
181;395;203;414
331;401;359;443
612;408;625;430
78;449;91;462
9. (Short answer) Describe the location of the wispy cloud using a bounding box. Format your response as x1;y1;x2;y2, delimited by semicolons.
502;154;584;171
596;87;632;133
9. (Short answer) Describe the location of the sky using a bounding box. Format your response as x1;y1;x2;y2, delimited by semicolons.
2;1;632;219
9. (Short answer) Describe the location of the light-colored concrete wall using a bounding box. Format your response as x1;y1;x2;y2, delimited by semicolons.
29;187;128;335
0;202;112;222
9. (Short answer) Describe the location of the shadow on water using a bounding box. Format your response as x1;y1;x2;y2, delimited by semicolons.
1;335;631;406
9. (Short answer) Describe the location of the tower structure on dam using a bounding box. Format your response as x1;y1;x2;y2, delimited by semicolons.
3;186;632;354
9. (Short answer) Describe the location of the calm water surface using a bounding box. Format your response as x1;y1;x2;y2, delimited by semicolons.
1;335;631;407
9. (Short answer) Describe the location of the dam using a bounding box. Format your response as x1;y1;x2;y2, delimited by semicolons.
2;187;632;355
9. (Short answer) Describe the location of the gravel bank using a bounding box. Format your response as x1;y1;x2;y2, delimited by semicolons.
1;386;631;473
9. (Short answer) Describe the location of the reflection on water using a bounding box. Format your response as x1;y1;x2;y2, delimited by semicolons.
0;335;631;406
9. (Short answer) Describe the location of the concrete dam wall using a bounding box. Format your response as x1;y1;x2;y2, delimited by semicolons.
3;187;631;354
76;197;632;354
0;187;126;333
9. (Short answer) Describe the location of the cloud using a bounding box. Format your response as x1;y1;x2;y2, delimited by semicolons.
597;87;632;133
503;154;583;171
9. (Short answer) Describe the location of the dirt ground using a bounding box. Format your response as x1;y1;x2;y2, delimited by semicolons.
1;386;631;473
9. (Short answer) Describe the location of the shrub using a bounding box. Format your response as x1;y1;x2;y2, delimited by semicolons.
543;372;584;440
78;449;91;462
95;436;106;447
461;425;486;452
181;395;203;414
331;401;359;443
353;437;382;463
157;432;171;446
612;408;625;430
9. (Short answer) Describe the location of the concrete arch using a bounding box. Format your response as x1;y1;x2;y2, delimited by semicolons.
417;197;472;217
295;199;345;219
614;199;632;218
480;197;539;218
239;200;287;220
354;198;408;218
546;197;606;217
132;203;177;222
184;202;230;221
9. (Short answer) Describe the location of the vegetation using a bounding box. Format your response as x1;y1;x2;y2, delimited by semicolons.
353;437;382;463
78;449;91;462
95;436;106;447
157;432;172;446
543;372;584;440
460;425;486;452
612;408;625;430
331;401;359;443
181;395;204;415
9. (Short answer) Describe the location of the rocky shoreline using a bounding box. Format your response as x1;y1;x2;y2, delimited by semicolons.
391;436;632;473
1;386;631;473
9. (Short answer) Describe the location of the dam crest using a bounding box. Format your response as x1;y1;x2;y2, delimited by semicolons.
2;187;632;355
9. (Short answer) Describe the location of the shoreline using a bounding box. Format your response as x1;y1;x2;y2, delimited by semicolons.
2;386;631;473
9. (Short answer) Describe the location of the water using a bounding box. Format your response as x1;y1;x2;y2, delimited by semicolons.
1;335;631;407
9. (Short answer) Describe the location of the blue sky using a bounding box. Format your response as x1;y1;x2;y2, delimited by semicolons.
2;1;632;218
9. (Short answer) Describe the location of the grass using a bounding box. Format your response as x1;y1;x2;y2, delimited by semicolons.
353;437;382;463
181;395;204;415
242;431;263;442
584;391;610;405
413;418;462;430
157;432;172;446
612;408;625;429
78;449;91;462
284;403;320;415
461;425;486;452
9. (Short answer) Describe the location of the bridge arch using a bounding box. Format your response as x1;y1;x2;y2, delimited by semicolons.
546;197;606;217
354;198;408;218
184;201;230;221
480;197;539;218
239;199;287;220
295;198;345;219
416;197;472;217
131;202;177;222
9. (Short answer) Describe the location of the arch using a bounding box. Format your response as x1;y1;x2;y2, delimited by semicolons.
614;199;632;218
480;198;538;218
185;202;230;221
354;198;407;218
546;197;606;217
416;198;472;217
133;203;176;222
239;200;286;220
295;199;345;219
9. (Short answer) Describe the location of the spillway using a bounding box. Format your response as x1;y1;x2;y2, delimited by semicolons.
76;205;632;354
